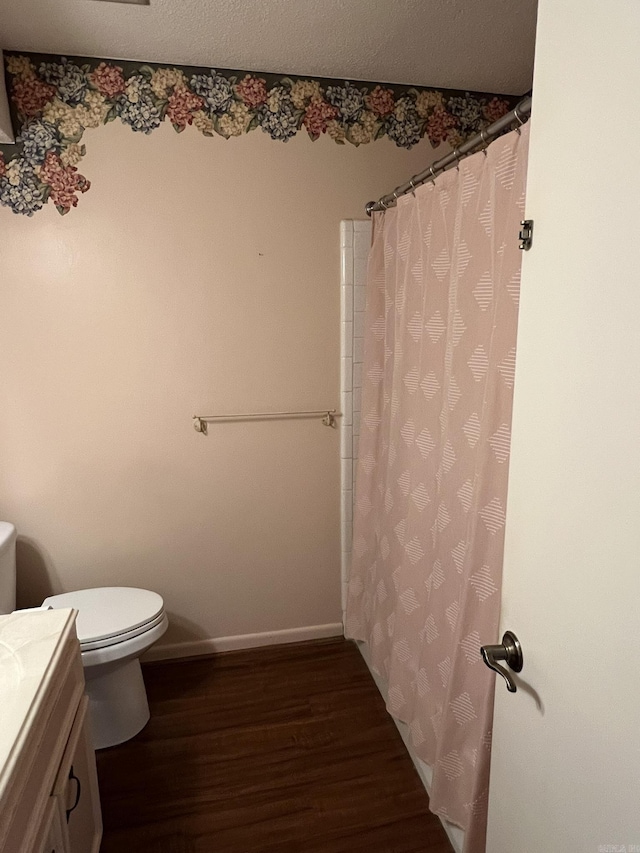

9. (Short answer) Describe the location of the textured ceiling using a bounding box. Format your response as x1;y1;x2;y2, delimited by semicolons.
0;0;537;94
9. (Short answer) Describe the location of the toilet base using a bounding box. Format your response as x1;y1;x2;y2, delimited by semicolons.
84;657;150;750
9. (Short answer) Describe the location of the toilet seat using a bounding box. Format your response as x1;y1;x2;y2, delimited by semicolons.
79;613;169;669
42;587;165;651
78;609;166;650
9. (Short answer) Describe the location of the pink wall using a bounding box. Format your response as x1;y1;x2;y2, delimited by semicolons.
0;117;439;655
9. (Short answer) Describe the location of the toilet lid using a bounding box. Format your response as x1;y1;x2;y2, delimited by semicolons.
42;587;165;646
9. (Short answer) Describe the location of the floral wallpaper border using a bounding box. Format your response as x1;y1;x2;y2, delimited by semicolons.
0;52;520;217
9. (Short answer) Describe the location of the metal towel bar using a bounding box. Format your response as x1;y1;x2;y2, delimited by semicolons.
193;409;338;434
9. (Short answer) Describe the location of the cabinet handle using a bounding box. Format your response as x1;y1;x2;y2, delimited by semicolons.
66;766;82;822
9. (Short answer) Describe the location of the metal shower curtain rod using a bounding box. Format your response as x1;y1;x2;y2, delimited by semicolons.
365;95;532;216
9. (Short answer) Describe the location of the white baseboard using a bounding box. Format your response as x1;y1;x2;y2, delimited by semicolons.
355;640;465;853
143;622;344;662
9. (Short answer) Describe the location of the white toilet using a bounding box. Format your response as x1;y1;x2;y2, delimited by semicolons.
0;521;168;750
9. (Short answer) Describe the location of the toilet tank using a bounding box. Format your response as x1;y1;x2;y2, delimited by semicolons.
0;522;16;614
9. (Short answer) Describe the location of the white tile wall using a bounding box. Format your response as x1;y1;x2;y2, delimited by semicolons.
340;219;372;616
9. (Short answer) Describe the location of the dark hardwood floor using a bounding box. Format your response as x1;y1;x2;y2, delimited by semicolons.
96;638;452;853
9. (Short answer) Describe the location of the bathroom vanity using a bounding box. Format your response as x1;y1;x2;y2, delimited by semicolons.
0;609;102;853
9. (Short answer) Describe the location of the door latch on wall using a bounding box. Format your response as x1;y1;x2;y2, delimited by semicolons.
519;220;534;251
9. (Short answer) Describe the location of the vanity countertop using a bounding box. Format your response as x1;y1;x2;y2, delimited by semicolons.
0;608;78;805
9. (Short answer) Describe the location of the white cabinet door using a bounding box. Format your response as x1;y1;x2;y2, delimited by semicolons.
486;0;640;850
53;697;103;853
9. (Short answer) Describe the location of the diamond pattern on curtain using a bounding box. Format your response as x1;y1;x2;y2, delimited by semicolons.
345;124;529;853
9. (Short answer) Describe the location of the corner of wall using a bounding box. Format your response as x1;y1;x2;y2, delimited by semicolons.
0;51;15;143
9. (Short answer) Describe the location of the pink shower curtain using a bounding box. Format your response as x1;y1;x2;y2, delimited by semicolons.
345;124;529;852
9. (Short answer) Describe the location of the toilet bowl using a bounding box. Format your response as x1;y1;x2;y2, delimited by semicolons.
42;586;168;750
0;523;168;750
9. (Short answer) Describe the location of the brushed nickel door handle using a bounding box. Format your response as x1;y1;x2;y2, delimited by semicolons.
480;631;523;693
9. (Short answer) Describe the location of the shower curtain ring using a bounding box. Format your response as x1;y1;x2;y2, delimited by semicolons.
479;130;489;155
453;149;461;170
408;177;417;197
428;166;437;185
513;105;525;134
380;198;389;210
